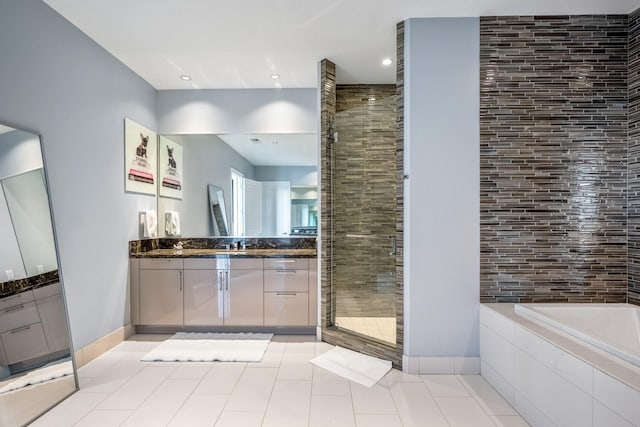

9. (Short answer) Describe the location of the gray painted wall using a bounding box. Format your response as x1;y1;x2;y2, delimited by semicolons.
254;166;318;185
404;18;480;357
0;0;157;349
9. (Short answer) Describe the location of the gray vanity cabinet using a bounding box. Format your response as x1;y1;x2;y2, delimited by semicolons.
183;259;224;326
263;258;309;326
225;259;264;326
139;259;184;325
34;283;69;354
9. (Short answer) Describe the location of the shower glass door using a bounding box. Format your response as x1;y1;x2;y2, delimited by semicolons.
331;85;397;346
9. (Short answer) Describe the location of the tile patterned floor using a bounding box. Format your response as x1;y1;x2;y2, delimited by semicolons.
32;335;529;426
334;317;396;345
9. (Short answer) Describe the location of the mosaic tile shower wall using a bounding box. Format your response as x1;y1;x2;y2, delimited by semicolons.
480;15;629;303
333;84;397;317
630;9;640;306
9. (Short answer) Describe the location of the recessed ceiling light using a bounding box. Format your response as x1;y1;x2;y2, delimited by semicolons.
382;58;392;66
270;73;280;80
180;74;192;81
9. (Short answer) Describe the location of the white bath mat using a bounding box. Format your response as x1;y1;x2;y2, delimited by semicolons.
141;332;273;362
310;346;392;387
0;360;73;394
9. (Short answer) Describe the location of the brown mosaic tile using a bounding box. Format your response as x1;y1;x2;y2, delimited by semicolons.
480;15;629;303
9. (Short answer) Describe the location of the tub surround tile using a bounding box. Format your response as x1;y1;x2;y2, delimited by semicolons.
481;304;640;427
480;15;629;303
629;9;640;306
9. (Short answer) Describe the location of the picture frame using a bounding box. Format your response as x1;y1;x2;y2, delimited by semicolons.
158;135;183;199
124;118;157;195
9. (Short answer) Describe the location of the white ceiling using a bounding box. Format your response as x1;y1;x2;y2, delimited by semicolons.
43;0;639;90
171;133;317;167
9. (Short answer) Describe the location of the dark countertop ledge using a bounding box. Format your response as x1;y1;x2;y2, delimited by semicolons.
130;248;317;258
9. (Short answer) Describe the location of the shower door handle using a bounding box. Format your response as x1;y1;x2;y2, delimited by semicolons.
389;236;396;256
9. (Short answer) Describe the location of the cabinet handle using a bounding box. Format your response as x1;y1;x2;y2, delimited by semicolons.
276;292;297;296
10;325;31;334
225;271;229;291
274;260;295;263
218;271;223;292
275;270;297;274
179;271;183;291
5;304;25;313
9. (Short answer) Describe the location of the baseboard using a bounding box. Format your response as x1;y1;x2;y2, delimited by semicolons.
74;323;134;368
402;355;480;374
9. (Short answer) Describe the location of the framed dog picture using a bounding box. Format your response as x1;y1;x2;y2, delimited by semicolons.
158;135;183;199
124;118;157;195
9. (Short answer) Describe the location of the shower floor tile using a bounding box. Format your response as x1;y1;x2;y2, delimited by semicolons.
334;316;396;345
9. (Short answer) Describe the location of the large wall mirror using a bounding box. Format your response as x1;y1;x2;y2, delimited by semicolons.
157;133;318;238
0;124;77;425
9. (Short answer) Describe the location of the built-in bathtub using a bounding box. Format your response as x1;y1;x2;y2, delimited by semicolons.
514;303;640;368
480;303;640;427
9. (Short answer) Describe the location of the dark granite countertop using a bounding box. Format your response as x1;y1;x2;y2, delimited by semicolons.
130;248;316;258
0;270;60;299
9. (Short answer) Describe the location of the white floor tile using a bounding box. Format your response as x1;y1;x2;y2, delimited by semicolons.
492;415;532;427
168;394;228;427
389;381;449;427
30;392;110;426
194;362;245;394
421;374;470;397
79;360;147;393
310;395;356;427
74;409;133;427
121;379;198;426
262;380;311;427
355;413;403;427
224;367;278;412
458;374;518;416
351;381;397;414
169;362;214;379
312;366;351;395
96;365;175;410
383;368;422;387
436;397;497;427
214;411;264;427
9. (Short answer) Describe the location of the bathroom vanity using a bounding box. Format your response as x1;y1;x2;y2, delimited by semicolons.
129;238;317;333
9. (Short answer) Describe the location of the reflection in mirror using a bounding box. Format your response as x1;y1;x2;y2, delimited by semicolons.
208;185;229;236
0;125;77;425
158;133;317;237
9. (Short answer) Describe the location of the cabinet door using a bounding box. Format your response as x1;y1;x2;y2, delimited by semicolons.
35;294;70;353
183;269;223;326
225;269;263;325
140;269;183;325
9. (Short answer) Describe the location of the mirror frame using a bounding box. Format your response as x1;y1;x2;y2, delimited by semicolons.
0;123;78;425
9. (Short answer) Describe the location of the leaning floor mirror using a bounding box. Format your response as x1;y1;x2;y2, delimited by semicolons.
0;124;77;425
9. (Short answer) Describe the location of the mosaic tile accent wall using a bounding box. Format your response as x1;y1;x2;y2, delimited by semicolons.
480;15;629;303
630;9;640;306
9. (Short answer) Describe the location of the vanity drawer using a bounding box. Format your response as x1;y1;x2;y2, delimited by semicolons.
140;258;183;270
33;282;61;300
264;269;308;292
264;258;308;270
0;290;35;311
264;292;309;326
0;301;41;333
184;258;229;270
1;323;50;364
